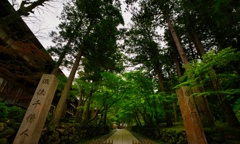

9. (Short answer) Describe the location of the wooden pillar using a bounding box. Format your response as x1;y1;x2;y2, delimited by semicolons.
176;86;207;144
13;74;58;144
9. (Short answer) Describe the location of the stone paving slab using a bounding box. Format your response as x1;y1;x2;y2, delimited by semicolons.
106;129;138;144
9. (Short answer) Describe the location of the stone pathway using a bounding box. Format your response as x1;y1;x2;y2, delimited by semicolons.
106;129;137;144
90;129;158;144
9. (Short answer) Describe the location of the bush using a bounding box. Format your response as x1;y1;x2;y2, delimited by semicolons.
0;102;26;125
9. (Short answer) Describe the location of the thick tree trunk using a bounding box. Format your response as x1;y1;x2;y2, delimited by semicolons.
209;70;240;127
50;50;82;126
192;86;214;127
210;70;240;126
186;16;239;126
168;15;214;127
165;14;208;143
177;87;208;144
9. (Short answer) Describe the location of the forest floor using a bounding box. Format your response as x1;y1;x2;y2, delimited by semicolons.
78;128;161;144
78;121;240;144
78;129;117;144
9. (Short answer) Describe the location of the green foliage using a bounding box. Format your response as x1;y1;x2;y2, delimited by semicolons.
7;105;25;121
0;102;26;128
0;102;8;120
233;98;240;113
57;75;68;90
177;48;240;97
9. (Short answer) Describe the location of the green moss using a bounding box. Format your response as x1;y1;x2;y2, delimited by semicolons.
0;138;8;144
0;128;14;138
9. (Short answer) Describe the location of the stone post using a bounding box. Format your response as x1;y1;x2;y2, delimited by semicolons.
13;74;58;144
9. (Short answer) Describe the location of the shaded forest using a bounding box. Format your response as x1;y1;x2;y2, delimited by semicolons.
0;0;240;143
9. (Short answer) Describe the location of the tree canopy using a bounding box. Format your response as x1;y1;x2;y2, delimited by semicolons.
1;0;240;143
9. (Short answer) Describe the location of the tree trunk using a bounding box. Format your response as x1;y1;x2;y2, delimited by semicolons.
140;108;153;126
152;96;161;125
192;92;215;126
173;53;184;78
173;102;179;123
103;109;107;125
167;15;214;127
156;66;173;126
0;0;50;26
74;90;85;122
209;70;240;127
189;27;206;57
184;12;206;58
152;97;161;125
51;20;83;74
177;87;208;144
188;37;197;60
82;90;93;124
165;14;208;143
50;50;82;126
135;111;142;126
165;15;188;64
61;104;67;118
220;96;240;127
186;14;239;126
82;100;90;124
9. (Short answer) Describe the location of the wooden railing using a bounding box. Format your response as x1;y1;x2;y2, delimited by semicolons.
132;140;152;144
91;139;152;144
91;139;113;144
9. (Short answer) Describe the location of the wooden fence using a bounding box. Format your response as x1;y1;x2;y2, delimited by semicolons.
91;139;113;144
132;140;152;144
91;139;152;144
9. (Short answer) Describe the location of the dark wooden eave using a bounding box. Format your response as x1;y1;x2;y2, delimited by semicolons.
0;0;64;89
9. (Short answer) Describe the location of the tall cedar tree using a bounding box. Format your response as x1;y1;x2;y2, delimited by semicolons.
50;0;124;126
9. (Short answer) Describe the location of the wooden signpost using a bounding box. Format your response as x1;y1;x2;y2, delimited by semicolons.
13;74;58;144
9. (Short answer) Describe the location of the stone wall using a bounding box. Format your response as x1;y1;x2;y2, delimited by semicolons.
40;123;111;144
0;122;111;144
0;122;16;144
131;125;240;144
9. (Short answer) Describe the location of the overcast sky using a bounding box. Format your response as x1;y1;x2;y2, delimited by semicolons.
22;0;132;48
10;0;133;76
